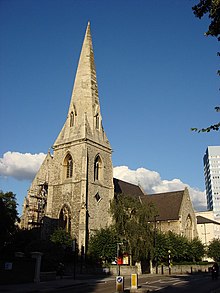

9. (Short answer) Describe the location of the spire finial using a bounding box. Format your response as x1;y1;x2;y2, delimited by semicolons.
85;21;91;36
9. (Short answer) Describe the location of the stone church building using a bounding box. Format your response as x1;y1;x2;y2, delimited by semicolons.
21;23;114;252
21;23;197;253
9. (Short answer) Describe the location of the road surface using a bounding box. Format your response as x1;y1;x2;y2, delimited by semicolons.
54;273;220;292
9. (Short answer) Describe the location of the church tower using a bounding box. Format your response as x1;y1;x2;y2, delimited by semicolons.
21;23;114;252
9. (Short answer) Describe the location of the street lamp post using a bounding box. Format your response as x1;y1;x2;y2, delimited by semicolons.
154;215;159;274
168;250;171;275
117;242;123;276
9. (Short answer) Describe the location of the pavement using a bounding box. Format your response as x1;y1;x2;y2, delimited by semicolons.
0;274;113;293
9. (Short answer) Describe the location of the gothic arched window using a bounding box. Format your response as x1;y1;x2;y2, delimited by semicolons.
70;111;74;127
94;155;102;181
59;205;71;233
64;154;73;179
95;114;99;129
185;214;192;240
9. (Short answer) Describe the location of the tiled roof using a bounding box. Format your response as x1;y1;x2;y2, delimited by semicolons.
113;178;185;222
197;215;220;225
113;178;145;198
140;190;185;221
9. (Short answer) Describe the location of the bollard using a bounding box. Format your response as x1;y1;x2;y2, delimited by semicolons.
116;276;124;292
131;274;138;291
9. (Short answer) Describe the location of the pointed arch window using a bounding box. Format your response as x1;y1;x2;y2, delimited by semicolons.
185;214;192;240
67;157;73;178
94;155;102;181
59;205;71;233
70;111;74;127
64;154;73;179
95;114;99;130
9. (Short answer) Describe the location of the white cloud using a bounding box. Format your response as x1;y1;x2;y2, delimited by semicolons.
113;165;207;212
0;152;207;211
113;166;161;192
0;151;46;181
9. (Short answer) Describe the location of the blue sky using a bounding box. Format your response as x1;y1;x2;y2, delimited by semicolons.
0;0;219;215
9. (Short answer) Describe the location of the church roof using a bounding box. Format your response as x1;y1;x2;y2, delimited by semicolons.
113;178;144;198
197;215;220;225
140;190;185;221
113;178;186;222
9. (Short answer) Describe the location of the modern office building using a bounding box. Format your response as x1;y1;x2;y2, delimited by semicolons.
203;146;220;219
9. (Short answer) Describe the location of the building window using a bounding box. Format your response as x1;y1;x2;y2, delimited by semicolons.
64;154;73;179
70;111;74;127
67;158;73;178
95;192;101;202
59;205;71;233
185;215;192;240
95;114;99;129
94;155;102;181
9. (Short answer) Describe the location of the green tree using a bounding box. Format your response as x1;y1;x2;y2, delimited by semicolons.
155;232;169;264
167;232;189;263
110;194;156;264
207;238;220;261
192;0;220;39
156;232;205;264
0;191;20;251
24;237;65;271
188;238;205;262
20;228;75;271
87;227;119;265
50;227;73;248
191;0;220;132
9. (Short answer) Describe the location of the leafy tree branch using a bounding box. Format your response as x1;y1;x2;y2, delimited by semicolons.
191;0;220;132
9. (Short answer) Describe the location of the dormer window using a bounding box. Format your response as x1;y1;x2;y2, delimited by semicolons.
70;111;74;127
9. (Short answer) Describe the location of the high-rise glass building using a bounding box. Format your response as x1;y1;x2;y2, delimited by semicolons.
203;146;220;219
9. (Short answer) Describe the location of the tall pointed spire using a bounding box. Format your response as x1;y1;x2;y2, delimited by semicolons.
54;22;110;149
70;21;99;108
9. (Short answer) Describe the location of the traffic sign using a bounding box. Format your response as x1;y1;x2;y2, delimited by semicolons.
116;276;124;292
